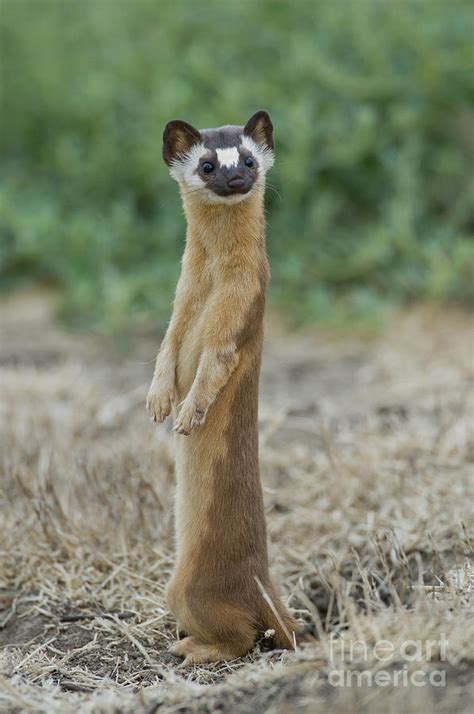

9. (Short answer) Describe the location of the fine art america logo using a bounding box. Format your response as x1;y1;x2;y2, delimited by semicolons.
328;634;449;688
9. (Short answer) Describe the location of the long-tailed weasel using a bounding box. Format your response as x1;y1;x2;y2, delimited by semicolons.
146;111;297;665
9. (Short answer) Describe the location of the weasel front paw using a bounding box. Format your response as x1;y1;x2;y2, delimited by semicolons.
146;381;174;424
173;397;207;436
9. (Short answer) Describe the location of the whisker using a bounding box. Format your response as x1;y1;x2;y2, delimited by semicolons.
180;188;208;197
266;184;282;201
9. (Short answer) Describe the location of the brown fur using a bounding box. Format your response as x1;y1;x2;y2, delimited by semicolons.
147;139;297;666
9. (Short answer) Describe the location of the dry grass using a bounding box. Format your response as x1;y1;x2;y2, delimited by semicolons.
0;291;473;713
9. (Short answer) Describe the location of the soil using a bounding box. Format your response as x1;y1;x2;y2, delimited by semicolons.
0;289;472;713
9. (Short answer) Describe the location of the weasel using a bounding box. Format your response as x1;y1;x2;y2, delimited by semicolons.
147;111;297;665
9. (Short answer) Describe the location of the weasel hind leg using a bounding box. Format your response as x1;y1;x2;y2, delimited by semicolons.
170;636;246;666
170;624;256;666
168;589;258;664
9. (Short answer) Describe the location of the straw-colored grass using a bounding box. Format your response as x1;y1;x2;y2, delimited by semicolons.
1;291;473;713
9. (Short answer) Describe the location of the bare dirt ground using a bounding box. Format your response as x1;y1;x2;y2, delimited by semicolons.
0;290;473;713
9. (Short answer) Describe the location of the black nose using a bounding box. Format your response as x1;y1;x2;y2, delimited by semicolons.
227;177;245;190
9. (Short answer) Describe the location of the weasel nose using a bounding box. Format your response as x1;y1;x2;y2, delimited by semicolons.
227;177;245;190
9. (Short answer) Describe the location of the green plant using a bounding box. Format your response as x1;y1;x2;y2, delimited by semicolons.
1;0;473;331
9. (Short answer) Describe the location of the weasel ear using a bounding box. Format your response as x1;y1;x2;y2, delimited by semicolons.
243;110;274;150
163;120;202;166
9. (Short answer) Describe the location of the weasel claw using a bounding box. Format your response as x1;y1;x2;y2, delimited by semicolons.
146;385;174;425
174;400;207;435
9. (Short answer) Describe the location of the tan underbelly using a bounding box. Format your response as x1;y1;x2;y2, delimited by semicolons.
173;342;260;562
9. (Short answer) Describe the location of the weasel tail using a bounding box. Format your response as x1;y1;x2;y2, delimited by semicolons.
147;111;297;665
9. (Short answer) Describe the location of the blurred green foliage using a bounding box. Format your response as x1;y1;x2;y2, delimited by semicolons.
1;0;473;331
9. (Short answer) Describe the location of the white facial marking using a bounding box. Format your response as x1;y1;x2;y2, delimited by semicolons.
241;135;275;172
216;147;240;168
168;131;275;204
169;142;207;189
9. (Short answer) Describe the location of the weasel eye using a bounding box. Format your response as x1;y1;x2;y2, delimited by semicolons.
202;161;214;174
245;156;254;168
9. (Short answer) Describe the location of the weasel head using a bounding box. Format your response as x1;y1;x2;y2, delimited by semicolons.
162;111;274;205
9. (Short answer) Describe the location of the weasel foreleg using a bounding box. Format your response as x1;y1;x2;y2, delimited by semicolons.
174;346;239;435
